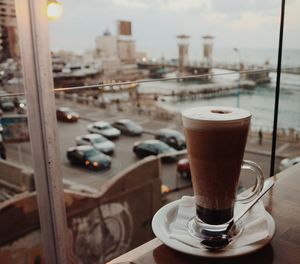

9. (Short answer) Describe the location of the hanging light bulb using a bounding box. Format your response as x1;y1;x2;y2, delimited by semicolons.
47;1;63;20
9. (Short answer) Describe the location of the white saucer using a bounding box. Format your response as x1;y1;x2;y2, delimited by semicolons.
152;199;275;258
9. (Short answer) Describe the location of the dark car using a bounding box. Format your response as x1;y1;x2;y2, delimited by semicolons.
67;145;111;171
112;119;143;136
177;158;191;179
155;128;186;150
56;107;79;122
0;100;15;112
133;139;177;163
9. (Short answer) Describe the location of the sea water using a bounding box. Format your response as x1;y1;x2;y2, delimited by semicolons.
139;70;300;131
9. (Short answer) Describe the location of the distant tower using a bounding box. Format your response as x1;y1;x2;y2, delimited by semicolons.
202;35;214;66
117;20;136;64
177;35;190;73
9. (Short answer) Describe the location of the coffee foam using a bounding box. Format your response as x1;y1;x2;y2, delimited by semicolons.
182;106;251;130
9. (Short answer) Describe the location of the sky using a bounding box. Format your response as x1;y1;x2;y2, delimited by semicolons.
49;0;300;59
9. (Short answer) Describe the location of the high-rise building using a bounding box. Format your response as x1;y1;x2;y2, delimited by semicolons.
94;23;147;80
95;30;121;75
0;0;18;62
117;20;136;64
95;29;119;59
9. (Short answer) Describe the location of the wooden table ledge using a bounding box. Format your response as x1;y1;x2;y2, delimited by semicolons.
108;163;300;264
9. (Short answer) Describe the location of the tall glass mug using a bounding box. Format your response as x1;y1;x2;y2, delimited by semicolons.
182;106;264;240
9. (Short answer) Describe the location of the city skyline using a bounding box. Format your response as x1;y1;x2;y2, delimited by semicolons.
49;0;300;58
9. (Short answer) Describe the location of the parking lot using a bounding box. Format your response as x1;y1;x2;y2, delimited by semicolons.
5;100;191;190
4;97;294;191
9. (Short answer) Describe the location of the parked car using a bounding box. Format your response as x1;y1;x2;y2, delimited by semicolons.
133;139;177;163
56;107;79;122
16;98;27;114
67;145;111;171
76;134;115;155
0;100;15;112
279;156;300;171
112;119;143;136
177;158;191;179
87;121;120;139
155;128;186;150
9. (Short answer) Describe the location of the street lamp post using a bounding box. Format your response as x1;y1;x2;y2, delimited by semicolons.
233;48;241;108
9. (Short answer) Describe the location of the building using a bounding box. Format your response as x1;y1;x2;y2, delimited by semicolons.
95;25;147;80
95;30;121;76
116;20;137;64
0;0;18;62
95;29;119;59
118;38;136;64
51;51;102;88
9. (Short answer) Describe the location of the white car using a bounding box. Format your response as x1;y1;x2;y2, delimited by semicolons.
76;134;115;155
87;121;120;139
279;156;300;171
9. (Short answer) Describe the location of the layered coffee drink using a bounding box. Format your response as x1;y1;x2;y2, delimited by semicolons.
182;106;251;225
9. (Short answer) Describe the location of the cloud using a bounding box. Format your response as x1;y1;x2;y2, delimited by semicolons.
158;0;211;12
281;0;300;49
112;0;148;9
112;0;211;12
202;11;227;25
210;0;280;14
227;11;277;31
285;0;300;30
49;0;300;54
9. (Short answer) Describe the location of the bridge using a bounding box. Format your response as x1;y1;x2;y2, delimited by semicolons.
137;62;211;80
137;61;272;84
212;62;300;75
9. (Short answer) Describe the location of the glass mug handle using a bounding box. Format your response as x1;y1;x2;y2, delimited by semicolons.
236;160;264;204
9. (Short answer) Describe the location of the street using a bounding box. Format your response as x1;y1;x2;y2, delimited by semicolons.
5;98;291;191
5;104;189;190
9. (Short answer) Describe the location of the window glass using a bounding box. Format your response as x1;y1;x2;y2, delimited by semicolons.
49;1;284;262
0;0;43;261
276;0;300;173
1;0;293;263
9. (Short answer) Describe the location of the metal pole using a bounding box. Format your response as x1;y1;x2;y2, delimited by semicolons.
270;0;286;176
237;74;240;108
15;0;70;263
233;48;241;108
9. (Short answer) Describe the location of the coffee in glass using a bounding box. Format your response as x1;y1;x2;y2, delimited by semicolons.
182;106;264;240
